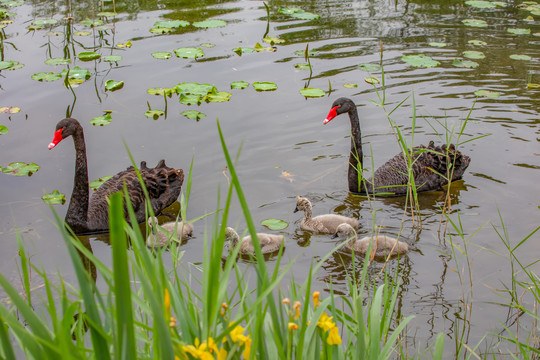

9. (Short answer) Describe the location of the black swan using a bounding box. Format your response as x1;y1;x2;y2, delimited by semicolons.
48;118;184;234
294;196;358;233
323;97;471;195
225;227;285;255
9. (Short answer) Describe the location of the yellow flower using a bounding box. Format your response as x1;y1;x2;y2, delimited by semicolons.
164;288;171;320
288;322;298;331
217;347;228;360
327;326;342;345
230;324;248;344
242;336;252;359
293;301;301;319
182;338;216;360
282;298;290;305
313;291;320;308
316;312;335;332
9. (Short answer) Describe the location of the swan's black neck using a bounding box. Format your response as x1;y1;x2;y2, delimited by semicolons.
346;104;367;194
65;124;90;233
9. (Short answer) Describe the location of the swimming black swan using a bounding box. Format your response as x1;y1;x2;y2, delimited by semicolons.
323;97;471;195
49;118;184;234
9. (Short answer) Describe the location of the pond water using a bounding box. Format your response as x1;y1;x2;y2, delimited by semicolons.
1;0;539;356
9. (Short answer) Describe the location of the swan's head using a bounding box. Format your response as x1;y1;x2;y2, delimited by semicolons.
323;97;356;124
332;223;356;240
48;118;82;149
224;227;240;246
294;196;311;213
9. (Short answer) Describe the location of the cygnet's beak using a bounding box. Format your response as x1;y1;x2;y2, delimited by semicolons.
331;233;339;239
293;207;299;213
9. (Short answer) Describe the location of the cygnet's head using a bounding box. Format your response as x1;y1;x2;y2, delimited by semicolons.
224;227;239;245
332;223;356;239
294;196;311;213
147;216;159;228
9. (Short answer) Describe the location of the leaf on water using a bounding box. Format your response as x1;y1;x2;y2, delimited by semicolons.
174;47;204;59
233;47;255;56
81;18;103;27
33;18;58;26
527;83;540;89
0;106;20;114
344;83;358;88
5;61;24;70
105;79;124;91
429;42;447;48
154;20;189;29
509;54;531;60
294;49;319;57
61;66;91;80
176;82;217;97
152;51;172;59
0;61;14;70
230;81;249;89
144;109;165;120
45;57;71;65
41;190;66;205
294;63;311;70
299;87;325;97
462;19;488;27
200;43;215;48
254;42;276;52
91;112;113;126
181;110;206;121
103;55;122;62
97;12;117;17
253;82;277;92
193;19;226;28
402;54;440;68
150;27;172;34
468;39;487;46
27;24;43;31
2;162;39;176
507;28;531;35
74;31;91;36
32;72;62;81
463;50;485;59
90;175;113;190
179;94;202;105
465;0;499;8
207;91;231;102
148;87;176;96
263;36;285;45
279;7;320;20
261;218;288;230
475;89;500;98
452;58;479;68
117;41;132;48
78;51;101;61
0;125;8;135
364;76;380;84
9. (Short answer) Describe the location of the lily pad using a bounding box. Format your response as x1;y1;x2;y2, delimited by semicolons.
27;24;43;31
90;175;113;190
508;28;530;35
152;51;172;59
294;63;311;70
78;51;101;61
299;87;325;97
181;110;206;121
509;54;531;60
45;57;71;65
97;12;117;17
5;61;24;70
452;58;479;68
0;61;14;70
294;49;319;57
263;36;285;45
527;83;540;89
154;20;189;28
117;41;132;48
0;106;20;114
344;83;358;88
174;47;204;59
105;79;124;91
230;81;249;89
429;42;447;48
41;190;66;205
475;89;500;98
32;72;62;82
253;82;277;92
402;54;440;68
148;87;176;96
465;0;498;8
206;91;231;102
233;47;255;56
2;162;39;176
179;94;202;105
261;218;288;230
279;7;320;20
0;125;8;134
193;19;226;28
149;27;173;34
62;67;91;80
364;76;380;84
254;43;276;52
200;43;215;48
74;31;91;36
33;19;57;26
463;50;485;59
468;39;487;46
81;18;103;27
176;82;216;97
462;19;488;27
144;109;165;120
103;55;122;62
91;113;112;126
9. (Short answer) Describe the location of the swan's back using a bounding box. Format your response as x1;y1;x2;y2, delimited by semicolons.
354;235;409;257
225;227;284;255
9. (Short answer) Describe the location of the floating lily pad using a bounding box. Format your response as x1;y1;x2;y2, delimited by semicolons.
0;61;14;70
32;72;62;82
179;94;202;105
90;175;113;190
2;162;39;176
254;42;276;52
103;55;122;62
463;50;485;59
78;51;101;61
181;110;206;121
5;61;24;70
91;113;112;126
4;1;23;7
462;19;488;27
97;12;117;17
154;20;189;28
61;67;91;80
74;31;91;36
279;7;320;20
45;57;71;65
253;82;277;92
0;106;20;114
429;42;447;48
475;89;500;98
117;41;132;48
452;58;479;68
207;91;231;102
294;63;311;70
344;83;358;88
0;125;8;134
33;18;58;26
149;27;173;34
468;39;487;46
174;47;204;59
294;49;319;57
81;18;103;27
200;43;215;48
148;87;176;96
105;79;124;91
261;218;288;230
299;87;325;97
509;54;531;60
46;31;64;36
527;83;540;89
144;109;164;120
508;28;530;35
465;0;498;8
263;36;285;45
233;47;255;56
192;19;226;28
364;76;380;84
27;24;44;31
230;81;249;89
176;82;216;97
41;190;66;205
152;51;171;59
402;54;440;68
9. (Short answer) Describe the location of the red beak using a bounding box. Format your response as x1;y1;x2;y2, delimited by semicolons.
323;106;338;124
48;128;63;149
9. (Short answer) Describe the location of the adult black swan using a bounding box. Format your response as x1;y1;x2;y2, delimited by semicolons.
323;97;470;195
49;118;184;234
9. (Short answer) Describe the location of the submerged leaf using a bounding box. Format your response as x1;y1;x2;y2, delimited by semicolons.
230;81;249;89
402;54;440;68
475;89;500;98
299;87;325;97
90;175;113;190
105;79;124;91
294;49;319;57
41;190;66;205
181;110;206;121
193;19;226;28
279;7;320;20
261;218;288;230
200;43;215;48
174;47;204;59
2;162;40;176
358;63;381;72
74;31;91;36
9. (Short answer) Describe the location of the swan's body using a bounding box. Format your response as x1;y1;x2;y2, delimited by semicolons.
324;98;471;195
332;223;408;257
294;197;358;234
225;227;284;255
49;118;184;234
146;216;194;248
